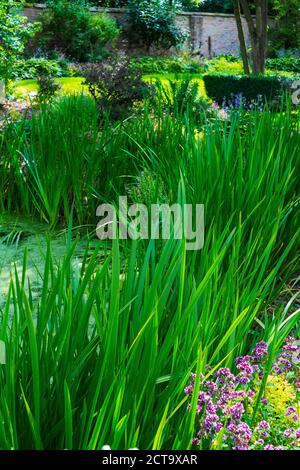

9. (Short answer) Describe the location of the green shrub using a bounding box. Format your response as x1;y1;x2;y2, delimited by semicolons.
214;54;239;62
207;57;244;75
11;57;73;80
203;74;288;105
130;56;206;74
0;0;41;91
36;75;61;104
35;0;120;62
81;56;152;123
126;0;186;51
85;11;121;61
266;57;300;73
267;0;300;57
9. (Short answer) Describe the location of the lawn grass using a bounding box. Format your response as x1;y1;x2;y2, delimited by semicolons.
14;77;87;98
14;74;207;99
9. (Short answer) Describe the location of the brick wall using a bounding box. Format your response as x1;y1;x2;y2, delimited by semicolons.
200;14;251;57
23;4;253;58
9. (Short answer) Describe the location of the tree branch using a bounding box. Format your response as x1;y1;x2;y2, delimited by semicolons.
239;0;256;37
233;0;250;74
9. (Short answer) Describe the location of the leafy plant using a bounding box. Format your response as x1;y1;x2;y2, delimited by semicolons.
0;94;299;450
0;0;40;92
266;57;300;74
10;57;73;80
268;0;300;55
35;0;120;62
130;56;206;74
36;75;62;104
127;168;168;205
81;55;152;122
195;0;234;13
154;77;214;126
207;57;244;75
126;0;186;52
87;12;120;61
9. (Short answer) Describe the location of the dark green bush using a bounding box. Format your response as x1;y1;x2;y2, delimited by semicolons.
267;0;300;57
35;0;120;62
203;74;287;105
195;0;233;13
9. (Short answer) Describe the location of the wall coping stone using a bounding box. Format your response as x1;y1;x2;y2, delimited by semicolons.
25;3;261;19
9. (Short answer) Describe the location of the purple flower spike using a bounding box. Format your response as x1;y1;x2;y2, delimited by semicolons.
252;341;268;360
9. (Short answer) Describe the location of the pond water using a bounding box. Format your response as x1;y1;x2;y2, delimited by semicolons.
0;215;90;310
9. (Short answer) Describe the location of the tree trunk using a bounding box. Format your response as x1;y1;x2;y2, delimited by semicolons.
239;0;268;75
233;0;250;75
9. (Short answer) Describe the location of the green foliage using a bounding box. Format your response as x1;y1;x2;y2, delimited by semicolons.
127;168;167;205
81;56;152;123
130;56;206;74
0;97;299;448
0;0;41;89
0;95;101;225
266;57;300;74
10;57;73;80
80;0;129;5
36;75;62;104
1;0;300;452
189;0;233;12
203;73;288;105
131;55;300;78
126;0;186;51
153;77;214;126
87;11;121;61
46;0;233;11
36;0;120;62
269;0;300;55
201;56;298;79
207;57;244;75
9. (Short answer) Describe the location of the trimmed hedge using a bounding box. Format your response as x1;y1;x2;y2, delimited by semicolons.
203;74;287;105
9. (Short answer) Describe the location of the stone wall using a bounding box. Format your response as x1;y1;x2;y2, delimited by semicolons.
23;3;252;58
